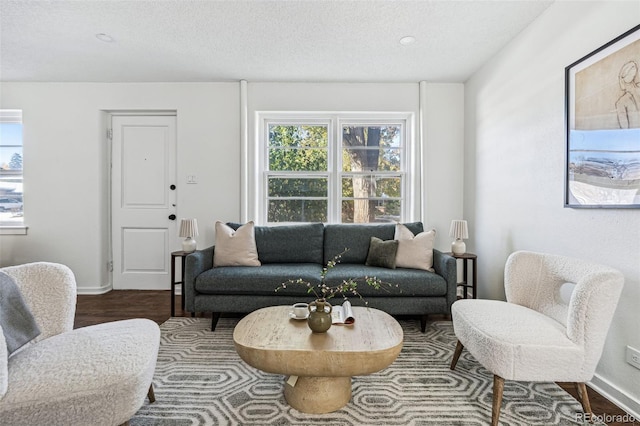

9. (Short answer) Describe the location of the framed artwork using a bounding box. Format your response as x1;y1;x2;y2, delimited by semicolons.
565;24;640;208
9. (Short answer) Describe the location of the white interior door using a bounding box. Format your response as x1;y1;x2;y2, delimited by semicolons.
111;114;177;290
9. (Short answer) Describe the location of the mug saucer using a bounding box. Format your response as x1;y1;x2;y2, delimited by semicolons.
288;311;309;320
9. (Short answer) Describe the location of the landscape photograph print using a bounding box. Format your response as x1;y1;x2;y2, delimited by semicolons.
566;24;640;208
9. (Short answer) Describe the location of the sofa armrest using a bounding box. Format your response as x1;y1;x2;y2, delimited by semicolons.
433;250;457;313
184;246;215;312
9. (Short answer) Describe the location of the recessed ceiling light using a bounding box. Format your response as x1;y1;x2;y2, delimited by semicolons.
95;33;115;43
399;36;416;46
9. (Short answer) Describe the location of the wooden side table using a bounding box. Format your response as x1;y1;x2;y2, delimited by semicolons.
170;250;188;316
446;252;477;299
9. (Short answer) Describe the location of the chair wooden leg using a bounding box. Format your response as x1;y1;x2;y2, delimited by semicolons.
492;375;505;426
450;340;464;370
147;384;156;403
575;382;593;417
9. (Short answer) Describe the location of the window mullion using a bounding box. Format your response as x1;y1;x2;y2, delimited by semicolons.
330;116;340;224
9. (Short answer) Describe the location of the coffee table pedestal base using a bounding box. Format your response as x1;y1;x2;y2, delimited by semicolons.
284;376;351;414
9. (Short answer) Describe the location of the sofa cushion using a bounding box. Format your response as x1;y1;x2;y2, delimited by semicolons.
195;263;323;296
324;222;424;264
228;222;324;264
214;221;261;267
324;264;447;297
365;237;399;269
394;224;436;271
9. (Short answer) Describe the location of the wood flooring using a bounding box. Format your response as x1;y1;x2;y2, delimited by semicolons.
75;290;639;426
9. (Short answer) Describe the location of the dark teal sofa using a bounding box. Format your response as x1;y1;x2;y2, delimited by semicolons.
184;222;457;332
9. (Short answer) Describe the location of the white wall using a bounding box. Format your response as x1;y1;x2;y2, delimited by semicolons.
422;83;465;247
0;83;240;292
246;82;464;251
464;0;640;415
0;81;464;290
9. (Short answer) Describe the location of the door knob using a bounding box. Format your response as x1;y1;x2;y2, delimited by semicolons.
170;184;176;190
168;214;176;220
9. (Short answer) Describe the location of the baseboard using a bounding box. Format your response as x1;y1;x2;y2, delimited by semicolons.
76;282;112;295
112;284;172;291
589;373;640;420
77;283;176;294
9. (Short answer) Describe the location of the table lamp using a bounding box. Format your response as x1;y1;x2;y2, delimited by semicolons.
449;220;468;255
179;218;199;253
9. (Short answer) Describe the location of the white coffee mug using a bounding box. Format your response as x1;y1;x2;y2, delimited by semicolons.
293;303;308;318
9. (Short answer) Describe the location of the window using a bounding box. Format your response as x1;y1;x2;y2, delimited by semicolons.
266;122;329;222
341;123;403;223
261;113;409;224
0;110;24;226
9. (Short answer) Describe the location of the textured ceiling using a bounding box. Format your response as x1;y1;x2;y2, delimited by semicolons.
0;0;554;83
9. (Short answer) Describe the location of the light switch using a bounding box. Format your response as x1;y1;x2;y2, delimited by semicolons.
187;175;197;184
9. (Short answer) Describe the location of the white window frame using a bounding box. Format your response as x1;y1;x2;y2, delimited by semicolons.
256;112;413;225
0;109;26;234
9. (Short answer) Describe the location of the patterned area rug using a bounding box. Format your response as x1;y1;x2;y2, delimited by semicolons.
131;317;596;425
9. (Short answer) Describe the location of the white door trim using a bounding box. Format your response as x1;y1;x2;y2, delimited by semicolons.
106;110;177;290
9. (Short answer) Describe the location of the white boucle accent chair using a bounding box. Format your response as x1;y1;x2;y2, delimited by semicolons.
0;262;161;426
450;251;624;426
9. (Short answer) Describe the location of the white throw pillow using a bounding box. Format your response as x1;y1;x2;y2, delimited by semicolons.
213;221;261;267
394;224;436;271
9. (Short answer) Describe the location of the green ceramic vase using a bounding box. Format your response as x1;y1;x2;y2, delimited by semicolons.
307;299;332;333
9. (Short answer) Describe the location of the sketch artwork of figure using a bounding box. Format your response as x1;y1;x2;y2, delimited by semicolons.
616;60;640;129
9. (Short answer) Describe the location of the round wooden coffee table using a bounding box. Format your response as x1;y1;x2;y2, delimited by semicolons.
233;305;403;414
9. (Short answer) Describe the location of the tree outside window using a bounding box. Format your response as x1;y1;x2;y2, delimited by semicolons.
342;124;402;223
267;124;329;222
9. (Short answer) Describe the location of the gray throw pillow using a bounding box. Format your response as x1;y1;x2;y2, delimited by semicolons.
365;237;399;269
0;271;41;355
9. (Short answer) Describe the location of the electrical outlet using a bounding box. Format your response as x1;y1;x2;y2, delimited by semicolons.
626;346;640;370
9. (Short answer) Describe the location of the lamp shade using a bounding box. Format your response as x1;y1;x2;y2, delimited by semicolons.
449;220;468;240
179;218;199;238
449;220;468;255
